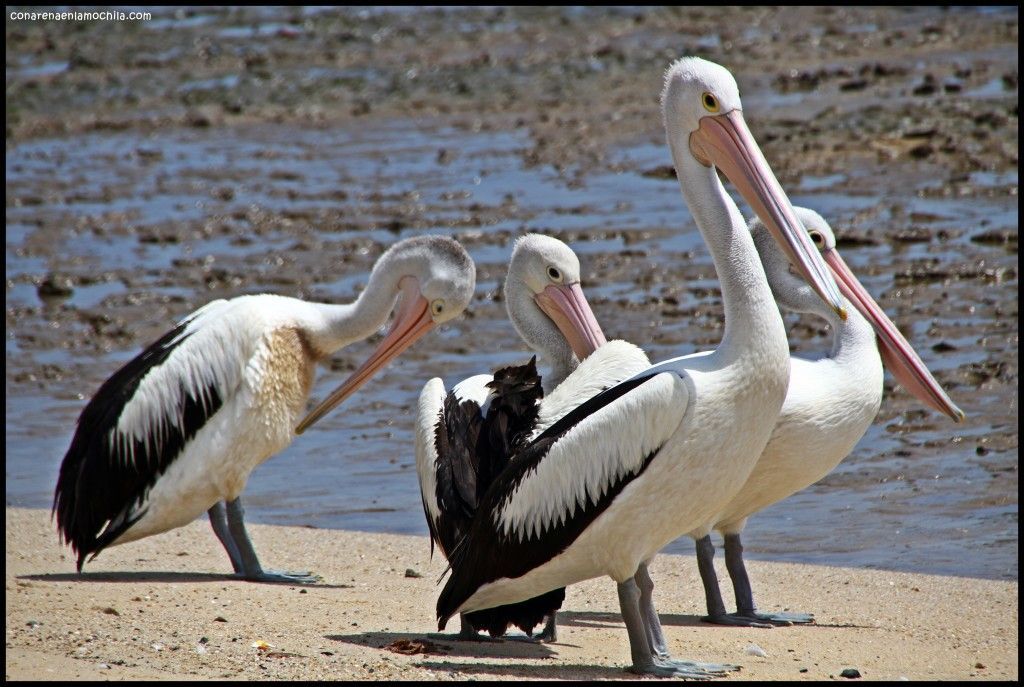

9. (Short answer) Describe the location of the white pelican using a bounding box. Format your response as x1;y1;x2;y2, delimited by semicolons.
417;234;649;641
53;235;475;583
435;57;846;678
688;207;964;627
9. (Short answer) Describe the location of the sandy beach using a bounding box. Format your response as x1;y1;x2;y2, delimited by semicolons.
5;507;1017;681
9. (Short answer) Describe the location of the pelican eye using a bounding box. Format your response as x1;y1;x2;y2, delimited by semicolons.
809;231;826;249
701;92;720;113
546;266;563;282
431;299;445;316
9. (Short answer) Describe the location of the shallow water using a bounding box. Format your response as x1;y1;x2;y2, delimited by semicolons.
5;110;1017;581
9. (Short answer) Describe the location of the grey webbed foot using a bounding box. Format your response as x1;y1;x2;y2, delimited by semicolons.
701;612;774;629
239;569;322;585
438;615;501;642
736;610;814;626
533;614;557;643
662;657;742;673
629;655;740;679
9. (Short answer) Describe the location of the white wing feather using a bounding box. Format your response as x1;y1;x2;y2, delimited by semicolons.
533;339;652;437
497;369;689;542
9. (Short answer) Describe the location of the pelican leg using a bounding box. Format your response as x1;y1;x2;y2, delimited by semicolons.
208;502;243;573
696;535;772;628
429;613;499;642
225;497;321;584
533;612;558;643
634;562;668;657
619;578;737;679
725;533;814;626
458;614;499;642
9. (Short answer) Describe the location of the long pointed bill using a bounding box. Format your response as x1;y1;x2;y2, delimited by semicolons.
535;282;608;360
690;109;846;320
824;248;964;422
295;285;435;435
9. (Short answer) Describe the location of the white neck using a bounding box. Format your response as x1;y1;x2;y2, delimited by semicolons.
827;301;877;365
306;265;402;357
668;140;787;369
505;279;578;392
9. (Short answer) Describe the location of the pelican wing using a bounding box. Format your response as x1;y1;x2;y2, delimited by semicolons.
53;299;252;568
415;376;487;558
437;368;689;624
476;358;543;492
532;339;652;436
415;360;545;561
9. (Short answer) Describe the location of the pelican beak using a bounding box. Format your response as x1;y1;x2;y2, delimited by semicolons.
824;248;964;422
535;282;608;360
295;280;435;434
690;109;846;320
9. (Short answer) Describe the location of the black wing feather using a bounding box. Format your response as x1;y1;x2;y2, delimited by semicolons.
433;393;484;545
437;372;662;628
432;357;563;636
52;318;224;570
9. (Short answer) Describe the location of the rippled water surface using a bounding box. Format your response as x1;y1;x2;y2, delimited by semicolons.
6;104;1017;582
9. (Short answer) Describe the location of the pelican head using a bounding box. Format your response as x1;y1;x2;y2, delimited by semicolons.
296;235;475;434
751;207;838;316
751;207;964;423
661;56;845;320
506;233;607;363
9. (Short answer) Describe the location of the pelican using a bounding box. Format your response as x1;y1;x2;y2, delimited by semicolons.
53;235;475;583
417;234;649;641
435;57;846;678
688;207;964;627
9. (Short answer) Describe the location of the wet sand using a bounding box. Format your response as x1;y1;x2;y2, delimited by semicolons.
5;507;1017;681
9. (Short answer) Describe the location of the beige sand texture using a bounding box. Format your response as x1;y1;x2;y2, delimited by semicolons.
5;507;1017;681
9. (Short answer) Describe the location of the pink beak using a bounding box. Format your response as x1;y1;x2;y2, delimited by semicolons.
690;109;846;320
534;282;608;360
295;280;435;434
824;248;964;422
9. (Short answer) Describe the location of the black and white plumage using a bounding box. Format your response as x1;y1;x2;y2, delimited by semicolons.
53;235;475;583
416;234;626;640
435;57;847;679
689;207;964;628
428;359;568;639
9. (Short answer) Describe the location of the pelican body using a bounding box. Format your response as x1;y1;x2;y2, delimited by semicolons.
54;235;475;583
435;57;846;678
417;234;622;640
690;208;964;627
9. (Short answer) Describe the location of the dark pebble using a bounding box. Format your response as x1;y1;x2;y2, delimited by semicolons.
37;274;74;299
840;668;862;679
908;143;935;160
641;165;677;180
912;75;938;96
404;568;422;578
840;79;869;92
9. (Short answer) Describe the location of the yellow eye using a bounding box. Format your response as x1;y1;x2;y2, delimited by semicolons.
431;299;445;316
809;231;826;249
546;266;563;283
701;92;720;113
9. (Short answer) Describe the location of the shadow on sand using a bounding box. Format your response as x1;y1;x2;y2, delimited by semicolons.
18;570;354;589
326;630;633;680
